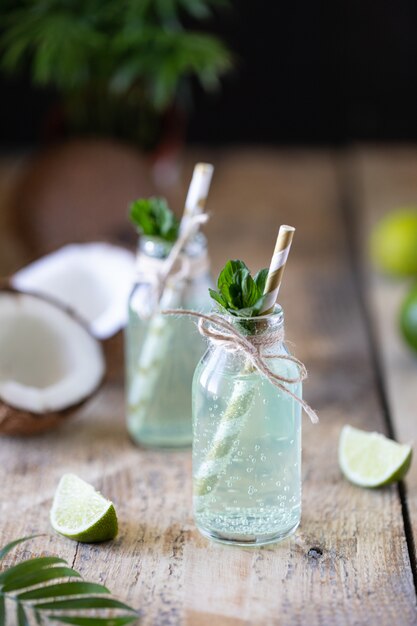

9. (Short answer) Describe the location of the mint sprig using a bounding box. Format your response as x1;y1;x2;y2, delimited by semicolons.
209;260;269;317
129;197;179;242
0;536;138;626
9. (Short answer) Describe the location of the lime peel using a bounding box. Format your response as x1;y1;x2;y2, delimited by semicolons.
339;425;412;488
370;208;417;277
50;474;118;543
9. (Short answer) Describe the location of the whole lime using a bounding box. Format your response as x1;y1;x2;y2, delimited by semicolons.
370;209;417;276
399;283;417;353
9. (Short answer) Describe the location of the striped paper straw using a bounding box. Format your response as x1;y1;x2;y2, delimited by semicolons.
180;163;214;233
260;225;295;314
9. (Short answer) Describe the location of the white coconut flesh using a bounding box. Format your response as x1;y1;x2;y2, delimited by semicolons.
12;243;135;339
0;292;104;414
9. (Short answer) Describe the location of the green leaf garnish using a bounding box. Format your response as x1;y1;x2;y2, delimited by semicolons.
253;268;268;294
0;536;138;626
209;259;269;317
129;197;179;242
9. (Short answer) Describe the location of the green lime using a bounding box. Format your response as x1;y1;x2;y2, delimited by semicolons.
370;208;417;276
400;282;417;353
50;474;118;542
339;425;412;488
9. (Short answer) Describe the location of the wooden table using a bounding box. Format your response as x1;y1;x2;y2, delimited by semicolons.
1;146;417;625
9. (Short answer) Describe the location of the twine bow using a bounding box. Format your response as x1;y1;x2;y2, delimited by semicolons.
163;309;319;424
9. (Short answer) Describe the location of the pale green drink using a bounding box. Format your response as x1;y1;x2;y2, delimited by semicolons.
192;308;302;545
125;234;212;448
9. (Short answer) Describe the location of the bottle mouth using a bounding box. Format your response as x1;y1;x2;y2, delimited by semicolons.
222;304;283;323
139;232;207;260
219;305;284;336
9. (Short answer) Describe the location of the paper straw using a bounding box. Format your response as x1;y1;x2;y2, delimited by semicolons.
162;163;213;279
260;225;295;314
180;163;214;233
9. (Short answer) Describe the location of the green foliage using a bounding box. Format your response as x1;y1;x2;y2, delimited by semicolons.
0;0;232;147
0;536;138;626
129;197;179;242
209;260;269;317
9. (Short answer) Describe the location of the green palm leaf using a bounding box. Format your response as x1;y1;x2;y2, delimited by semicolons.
0;537;139;626
36;597;134;611
0;535;40;560
18;581;110;601
3;566;82;592
0;556;67;585
50;618;137;626
0;596;4;626
0;0;232;147
17;603;29;626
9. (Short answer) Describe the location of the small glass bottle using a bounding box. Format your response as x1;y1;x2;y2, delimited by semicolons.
125;233;212;448
192;306;302;546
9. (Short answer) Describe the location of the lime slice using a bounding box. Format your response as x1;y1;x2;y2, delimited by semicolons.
339;425;412;487
50;474;118;542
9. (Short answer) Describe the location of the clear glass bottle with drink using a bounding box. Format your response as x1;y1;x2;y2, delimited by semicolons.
125;233;212;448
192;306;302;545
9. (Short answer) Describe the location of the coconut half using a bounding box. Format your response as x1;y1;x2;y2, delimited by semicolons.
0;289;105;435
12;243;135;339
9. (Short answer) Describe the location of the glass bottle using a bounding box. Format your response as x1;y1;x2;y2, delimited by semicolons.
125;233;212;448
192;306;302;546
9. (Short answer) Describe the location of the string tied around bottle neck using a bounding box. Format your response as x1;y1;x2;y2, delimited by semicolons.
163;309;319;424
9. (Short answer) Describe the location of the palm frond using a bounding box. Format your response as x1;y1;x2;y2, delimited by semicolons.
0;0;232;104
0;536;41;560
0;537;139;626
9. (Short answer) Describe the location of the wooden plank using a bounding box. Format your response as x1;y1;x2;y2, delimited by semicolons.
0;149;416;625
351;145;417;543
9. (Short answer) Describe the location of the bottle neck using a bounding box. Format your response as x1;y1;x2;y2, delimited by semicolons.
137;232;208;260
137;236;172;260
210;307;285;353
135;233;210;283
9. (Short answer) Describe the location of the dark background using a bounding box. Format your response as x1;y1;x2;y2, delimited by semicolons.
2;0;417;147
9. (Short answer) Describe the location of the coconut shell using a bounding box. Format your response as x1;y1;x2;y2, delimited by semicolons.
0;286;105;436
0;403;75;436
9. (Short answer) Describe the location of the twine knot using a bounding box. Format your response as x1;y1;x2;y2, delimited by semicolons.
163;309;318;424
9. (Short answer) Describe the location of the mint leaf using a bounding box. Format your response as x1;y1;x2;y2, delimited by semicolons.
129;197;179;242
208;289;227;311
254;268;268;294
241;272;259;308
217;260;247;305
209;260;269;317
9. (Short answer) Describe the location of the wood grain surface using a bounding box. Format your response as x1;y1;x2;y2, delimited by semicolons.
1;147;417;625
352;146;417;559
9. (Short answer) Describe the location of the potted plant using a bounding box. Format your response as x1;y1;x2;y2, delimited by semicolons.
0;0;232;253
0;0;231;150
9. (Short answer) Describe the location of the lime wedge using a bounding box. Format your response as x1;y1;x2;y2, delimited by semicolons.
50;474;118;542
339;425;412;488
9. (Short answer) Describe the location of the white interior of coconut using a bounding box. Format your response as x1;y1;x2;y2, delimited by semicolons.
0;292;104;413
12;243;135;339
